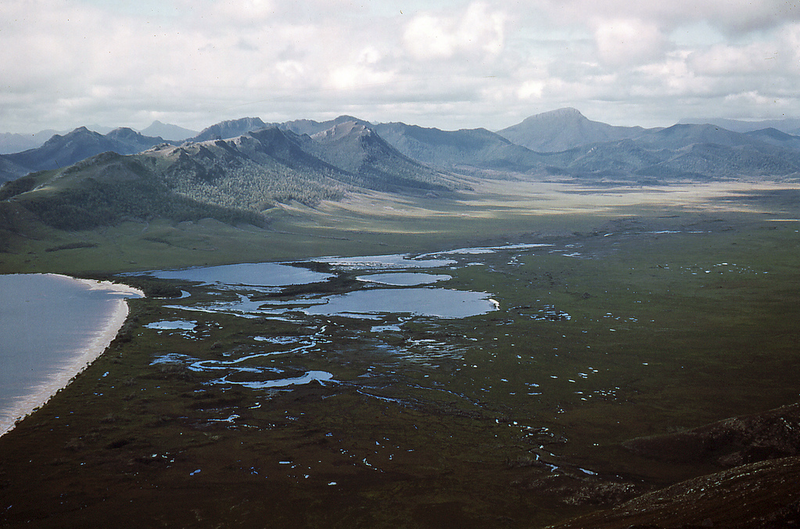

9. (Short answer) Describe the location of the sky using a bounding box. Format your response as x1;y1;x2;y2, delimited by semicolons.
3;0;800;133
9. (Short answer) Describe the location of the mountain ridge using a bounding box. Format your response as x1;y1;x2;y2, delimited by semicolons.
190;117;268;142
679;116;800;135
3;108;800;237
0;118;459;234
140;120;197;141
0;127;168;183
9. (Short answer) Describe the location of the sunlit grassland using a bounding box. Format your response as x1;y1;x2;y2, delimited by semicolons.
3;177;797;275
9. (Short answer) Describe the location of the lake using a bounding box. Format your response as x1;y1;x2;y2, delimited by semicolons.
0;274;142;435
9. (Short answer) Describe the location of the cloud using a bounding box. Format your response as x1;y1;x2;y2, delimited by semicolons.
403;2;506;60
327;47;397;91
537;0;800;35
2;0;800;133
593;18;668;67
687;43;781;77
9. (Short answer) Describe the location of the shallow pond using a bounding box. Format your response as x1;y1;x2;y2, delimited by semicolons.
143;262;334;286
302;287;498;319
155;252;502;321
355;272;451;286
314;253;456;270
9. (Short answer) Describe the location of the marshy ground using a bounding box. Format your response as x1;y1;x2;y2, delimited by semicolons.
1;181;799;528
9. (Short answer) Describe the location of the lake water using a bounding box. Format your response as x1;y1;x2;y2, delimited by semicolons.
301;287;498;319
2;245;540;431
356;273;451;286
0;274;142;435
142;251;508;392
143;262;334;286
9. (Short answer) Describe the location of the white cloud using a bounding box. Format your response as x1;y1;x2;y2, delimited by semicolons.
687;42;781;77
516;81;545;100
327;47;397;91
593;18;667;67
2;0;800;133
403;2;506;60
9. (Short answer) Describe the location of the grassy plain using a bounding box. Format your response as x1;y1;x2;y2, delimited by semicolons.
3;177;795;274
0;176;799;527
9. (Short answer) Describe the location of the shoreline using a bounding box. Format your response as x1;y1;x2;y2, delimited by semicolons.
0;275;144;437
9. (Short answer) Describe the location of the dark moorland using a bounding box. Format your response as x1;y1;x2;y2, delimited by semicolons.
1;109;799;528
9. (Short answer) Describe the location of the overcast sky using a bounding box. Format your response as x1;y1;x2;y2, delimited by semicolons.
3;0;800;133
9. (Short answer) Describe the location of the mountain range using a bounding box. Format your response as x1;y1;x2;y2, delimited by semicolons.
0;121;199;155
679;116;800;135
2;108;800;235
0;117;457;233
0;127;169;182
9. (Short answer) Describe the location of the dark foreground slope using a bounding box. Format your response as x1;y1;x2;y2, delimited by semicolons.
554;456;800;528
550;402;800;528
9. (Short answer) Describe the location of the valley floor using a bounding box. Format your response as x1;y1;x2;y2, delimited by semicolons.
1;176;799;528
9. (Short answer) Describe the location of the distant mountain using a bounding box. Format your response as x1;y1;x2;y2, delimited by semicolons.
679;117;800;135
0;131;60;155
497;108;649;152
84;124;114;135
744;128;800;150
0;127;167;183
107;127;169;153
140;120;197;141
529;123;800;180
190;117;268;142
374;116;800;179
300;120;453;192
0;118;460;232
373;122;547;173
4;109;800;235
637;123;757;149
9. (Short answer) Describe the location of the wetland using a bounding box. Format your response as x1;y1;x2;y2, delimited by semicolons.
1;182;799;528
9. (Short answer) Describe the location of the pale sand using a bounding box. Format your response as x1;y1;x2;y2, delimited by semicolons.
0;276;144;437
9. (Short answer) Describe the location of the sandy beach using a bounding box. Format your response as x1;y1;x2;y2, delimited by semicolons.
0;275;143;436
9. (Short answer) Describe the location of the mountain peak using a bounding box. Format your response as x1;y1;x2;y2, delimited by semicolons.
497;108;643;152
140;121;197;141
311;120;371;142
541;107;585;118
42;127;100;146
192;117;267;142
280;115;371;137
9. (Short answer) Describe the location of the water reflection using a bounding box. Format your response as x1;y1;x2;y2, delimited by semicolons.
139;245;586;399
144;262;333;286
303;288;497;319
316;253;455;270
356;273;451;286
215;370;335;390
145;320;197;331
